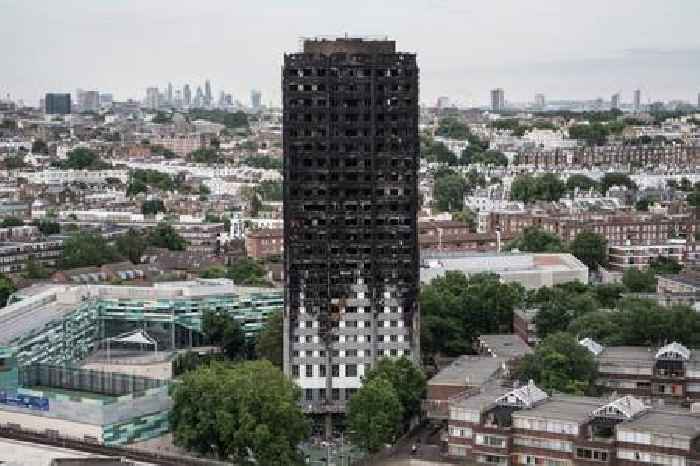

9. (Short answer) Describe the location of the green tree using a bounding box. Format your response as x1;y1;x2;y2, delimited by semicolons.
57;148;110;170
61;232;121;268
422;139;458;165
115;229;147;264
514;332;597;394
188;148;222;164
434;172;466;211
227;258;267;285
622;268;657;292
566;174;598;192
240;156;282;170
0;273;16;307
436;117;469;139
511;174;565;203
36;220;60;235
364;357;426;425
635;198;651;211
471;150;508;166
189;109;249;130
31;139;48;154
147;222;186;251
600;172;636;194
420;272;525;357
687;189;700;208
507;227;563;252
531;287;597;338
4;154;26;169
452;208;476;231
1;217;24;227
255;311;283;367
592;283;624;308
568;231;607;271
142;199;166;215
22;256;51;279
347;377;403;453
202;310;247;360
170;361;308;463
568;310;622;343
648;257;682;275
200;265;227;279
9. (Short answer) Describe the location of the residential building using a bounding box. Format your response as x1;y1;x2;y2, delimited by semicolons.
145;87;159;110
77;90;100;113
445;383;700;466
582;340;700;402
283;37;420;422
491;88;505;112
514;308;540;346
45;93;71;115
246;228;283;259
0;238;64;273
608;239;689;271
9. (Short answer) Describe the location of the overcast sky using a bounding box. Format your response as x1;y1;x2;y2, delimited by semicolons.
2;0;700;107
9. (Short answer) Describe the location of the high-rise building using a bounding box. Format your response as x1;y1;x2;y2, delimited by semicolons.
195;86;204;108
99;93;113;108
436;96;450;109
145;87;160;109
697;92;700;108
611;93;620;110
282;37;420;425
250;89;262;109
77;90;100;113
183;84;191;106
167;82;173;105
45;93;71;115
204;80;212;107
491;88;505;112
633;89;641;111
534;93;545;109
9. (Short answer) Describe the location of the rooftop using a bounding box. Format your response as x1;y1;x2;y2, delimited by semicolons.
478;334;533;359
428;356;507;388
512;394;605;424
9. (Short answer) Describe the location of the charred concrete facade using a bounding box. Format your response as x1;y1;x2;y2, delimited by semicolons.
282;38;420;416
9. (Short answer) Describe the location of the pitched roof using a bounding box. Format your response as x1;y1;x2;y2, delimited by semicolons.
656;341;690;361
495;380;548;408
591;395;648;420
579;337;604;356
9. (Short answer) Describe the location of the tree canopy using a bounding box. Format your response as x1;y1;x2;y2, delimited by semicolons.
55;148;111;170
510;174;566;203
568;231;607;271
566;174;598;192
420;272;525;357
61;232;121;268
170;361;308;463
0;273;16;307
228;258;268;286
147;222;187;251
347;377;403;453
189;109;249;129
202;310;248;360
515;332;598;395
433;171;466;211
255;310;283;367
363;357;426;425
507;227;563;253
600;172;636;194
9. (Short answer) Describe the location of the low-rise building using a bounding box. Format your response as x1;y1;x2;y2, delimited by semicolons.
445;382;700;466
421;252;589;290
245;228;283;259
608;239;689;271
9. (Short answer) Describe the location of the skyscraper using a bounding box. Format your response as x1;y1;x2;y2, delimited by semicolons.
633;89;641;112
534;93;545;109
77;90;100;113
183;84;191;106
195;86;204;108
282;37;420;427
491;88;505;112
204;80;212;107
167;82;173;105
45;93;71;115
611;93;620;110
145;87;160;109
250;89;262;109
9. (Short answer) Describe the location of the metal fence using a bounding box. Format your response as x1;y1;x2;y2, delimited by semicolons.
18;364;168;397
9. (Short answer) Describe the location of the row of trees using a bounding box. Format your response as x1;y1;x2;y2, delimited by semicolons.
60;224;186;268
507;227;608;271
200;258;270;286
511;172;636;203
52;148;111;170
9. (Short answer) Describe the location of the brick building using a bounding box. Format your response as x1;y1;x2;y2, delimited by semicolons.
446;384;700;466
245;228;284;259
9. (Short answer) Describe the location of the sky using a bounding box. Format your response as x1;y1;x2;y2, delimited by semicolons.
2;0;700;107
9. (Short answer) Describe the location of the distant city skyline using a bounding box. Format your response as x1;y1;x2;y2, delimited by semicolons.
3;0;700;106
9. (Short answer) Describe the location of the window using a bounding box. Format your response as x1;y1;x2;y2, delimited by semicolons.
346;349;357;357
332;365;340;377
305;389;313;401
292;365;299;378
319;365;327;377
331;388;340;401
305;365;313;377
346;364;357;377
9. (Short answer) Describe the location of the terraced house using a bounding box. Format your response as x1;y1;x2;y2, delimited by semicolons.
446;381;700;466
